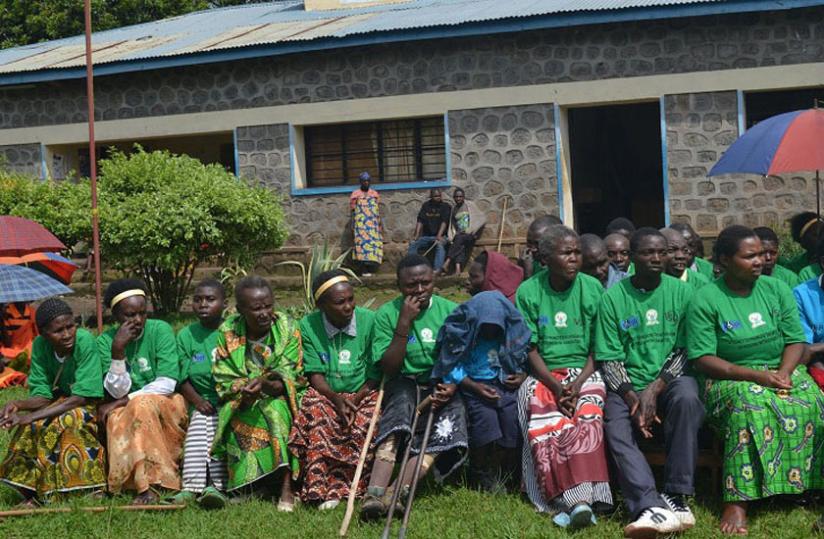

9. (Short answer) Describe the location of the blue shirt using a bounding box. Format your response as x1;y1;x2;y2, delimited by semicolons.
794;276;824;343
444;337;500;384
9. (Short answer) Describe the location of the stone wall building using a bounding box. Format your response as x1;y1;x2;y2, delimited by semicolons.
0;0;822;263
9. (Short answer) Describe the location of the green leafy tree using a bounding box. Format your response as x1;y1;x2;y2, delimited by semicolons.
0;172;92;250
0;1;271;49
98;146;287;313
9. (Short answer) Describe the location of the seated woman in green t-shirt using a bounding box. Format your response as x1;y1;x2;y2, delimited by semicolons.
0;299;107;505
687;225;824;536
97;279;188;504
289;270;380;510
515;225;611;528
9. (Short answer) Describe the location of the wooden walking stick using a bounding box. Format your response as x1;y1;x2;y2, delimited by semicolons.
397;400;435;539
380;393;432;539
339;377;386;537
496;196;510;252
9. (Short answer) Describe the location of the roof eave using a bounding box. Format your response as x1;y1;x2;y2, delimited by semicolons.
0;0;821;87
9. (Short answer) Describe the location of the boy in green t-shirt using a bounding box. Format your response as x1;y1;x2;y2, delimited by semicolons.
754;227;803;288
360;254;468;521
176;279;228;508
595;228;703;538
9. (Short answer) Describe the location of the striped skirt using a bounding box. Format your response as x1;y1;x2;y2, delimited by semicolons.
518;370;612;513
183;410;227;493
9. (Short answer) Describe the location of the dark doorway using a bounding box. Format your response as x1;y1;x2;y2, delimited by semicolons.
568;102;665;235
745;87;824;128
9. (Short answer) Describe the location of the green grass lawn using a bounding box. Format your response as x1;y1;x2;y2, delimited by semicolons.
1;282;821;537
0;383;819;538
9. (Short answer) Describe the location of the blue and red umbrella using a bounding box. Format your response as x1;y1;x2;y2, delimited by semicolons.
0;252;78;285
709;108;824;214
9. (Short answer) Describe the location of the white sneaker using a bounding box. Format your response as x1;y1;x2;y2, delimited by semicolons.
661;493;696;530
623;507;681;538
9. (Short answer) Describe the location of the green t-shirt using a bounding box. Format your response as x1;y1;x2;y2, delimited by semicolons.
28;328;103;399
778;252;810;274
594;274;692;391
681;269;710;291
372;295;457;381
772;264;802;288
798;263;822;283
693;256;714;279
301;307;380;393
515;270;602;369
98;318;180;391
177;321;220;407
686;275;805;368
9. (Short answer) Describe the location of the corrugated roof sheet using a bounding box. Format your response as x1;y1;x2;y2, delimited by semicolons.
0;0;805;77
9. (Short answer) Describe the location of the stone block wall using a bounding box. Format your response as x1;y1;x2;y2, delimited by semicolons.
235;124;292;193
0;143;41;176
666;91;818;236
235;103;557;256
0;7;822;129
447;104;558;238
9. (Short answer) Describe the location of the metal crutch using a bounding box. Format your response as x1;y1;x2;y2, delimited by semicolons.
380;392;431;539
397;400;436;539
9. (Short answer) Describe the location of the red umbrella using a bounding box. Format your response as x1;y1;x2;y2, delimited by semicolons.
0;252;79;285
0;216;66;256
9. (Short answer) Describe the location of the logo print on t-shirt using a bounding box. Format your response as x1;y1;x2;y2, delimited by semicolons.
749;312;766;329
136;357;151;372
554;312;568;328
645;309;659;326
620;317;640;331
320;352;331;363
421;328;436;343
538;315;549;327
339;350;352;364
721;320;742;333
192;352;206;363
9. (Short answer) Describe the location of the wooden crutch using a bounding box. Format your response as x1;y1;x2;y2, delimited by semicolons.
339;377;386;537
380;394;432;539
496;196;511;252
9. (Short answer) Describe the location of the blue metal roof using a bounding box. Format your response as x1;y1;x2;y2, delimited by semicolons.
0;0;819;85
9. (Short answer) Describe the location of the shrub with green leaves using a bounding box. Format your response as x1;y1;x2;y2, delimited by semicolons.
0;171;92;251
98;147;287;313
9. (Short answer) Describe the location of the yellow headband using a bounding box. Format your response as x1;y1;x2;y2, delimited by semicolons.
110;289;146;309
313;276;349;302
800;218;821;239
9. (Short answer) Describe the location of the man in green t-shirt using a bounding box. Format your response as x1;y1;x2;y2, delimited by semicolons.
660;228;710;291
176;279;228;508
360;254;467;521
517;215;562;279
595;228;704;538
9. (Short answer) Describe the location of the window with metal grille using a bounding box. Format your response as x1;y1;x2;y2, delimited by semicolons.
304;117;446;187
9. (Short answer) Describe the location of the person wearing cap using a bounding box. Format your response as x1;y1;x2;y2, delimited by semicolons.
0;299;106;505
97;278;187;504
289;270;380;510
350;172;384;277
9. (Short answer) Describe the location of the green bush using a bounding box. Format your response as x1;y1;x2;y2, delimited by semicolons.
0;172;92;251
98;147;287;313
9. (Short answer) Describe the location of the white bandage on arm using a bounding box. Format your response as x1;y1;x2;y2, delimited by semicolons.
128;376;176;399
104;359;132;399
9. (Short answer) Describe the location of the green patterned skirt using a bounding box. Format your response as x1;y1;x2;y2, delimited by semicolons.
212;396;299;492
703;366;824;502
0;403;107;497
